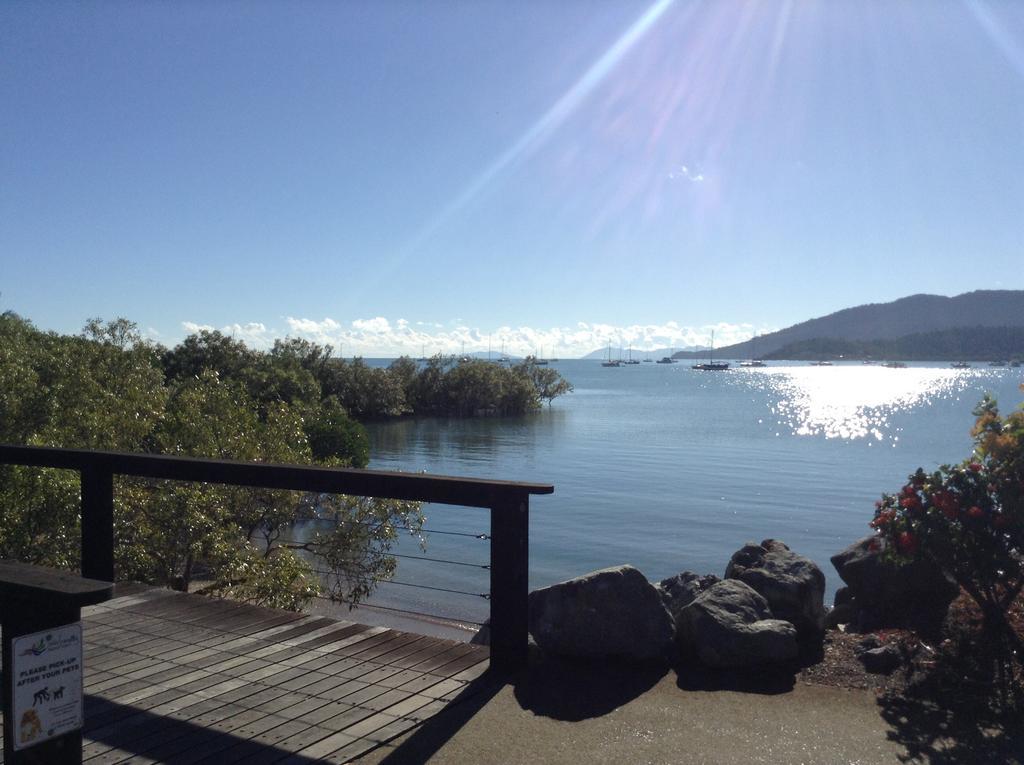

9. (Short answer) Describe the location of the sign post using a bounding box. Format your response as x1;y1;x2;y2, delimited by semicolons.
0;561;112;765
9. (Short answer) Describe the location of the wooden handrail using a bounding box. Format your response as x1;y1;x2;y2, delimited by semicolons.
0;444;552;670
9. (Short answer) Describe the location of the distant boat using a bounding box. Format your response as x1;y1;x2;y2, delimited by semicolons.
810;360;833;366
655;346;679;364
738;334;764;368
883;361;907;368
951;361;971;369
624;346;640;365
692;332;729;371
989;360;1008;367
601;344;621;367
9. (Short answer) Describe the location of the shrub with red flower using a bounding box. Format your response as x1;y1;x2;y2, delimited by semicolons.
871;393;1024;664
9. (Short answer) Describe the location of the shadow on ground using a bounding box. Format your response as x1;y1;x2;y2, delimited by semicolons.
878;692;1024;764
672;661;796;695
876;660;1024;765
670;636;822;696
512;649;670;721
81;695;323;763
369;645;819;763
373;670;505;765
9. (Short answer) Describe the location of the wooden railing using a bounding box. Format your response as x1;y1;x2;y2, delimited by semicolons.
0;444;553;670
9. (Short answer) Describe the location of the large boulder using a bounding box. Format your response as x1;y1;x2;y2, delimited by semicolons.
725;539;826;637
676;579;799;668
830;535;959;634
656;571;720;623
528;565;674;661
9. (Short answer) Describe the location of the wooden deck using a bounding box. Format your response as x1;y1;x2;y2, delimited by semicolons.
1;584;493;763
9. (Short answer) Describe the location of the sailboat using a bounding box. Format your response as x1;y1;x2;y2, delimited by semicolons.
601;343;622;367
739;334;765;367
692;331;730;370
624;346;640;365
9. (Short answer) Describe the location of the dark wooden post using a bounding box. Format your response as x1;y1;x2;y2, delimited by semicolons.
488;494;529;672
0;561;113;764
79;462;114;582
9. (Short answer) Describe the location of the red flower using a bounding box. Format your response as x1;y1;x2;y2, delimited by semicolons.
897;531;918;555
969;462;983;473
900;496;922;512
967;505;985;520
932;490;960;520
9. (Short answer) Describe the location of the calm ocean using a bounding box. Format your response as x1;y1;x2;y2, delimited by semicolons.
328;360;1024;628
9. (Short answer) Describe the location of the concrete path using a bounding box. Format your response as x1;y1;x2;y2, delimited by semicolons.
356;653;1024;765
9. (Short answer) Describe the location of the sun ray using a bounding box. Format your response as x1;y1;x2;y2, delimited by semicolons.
388;0;677;261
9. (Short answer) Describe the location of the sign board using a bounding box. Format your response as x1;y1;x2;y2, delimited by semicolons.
11;623;83;751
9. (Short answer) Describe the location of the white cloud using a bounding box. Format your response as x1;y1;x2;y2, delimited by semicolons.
351;317;392;333
172;317;772;357
287;317;341;336
223;322;272;347
180;320;274;348
669;164;705;183
181;321;214;334
179;316;773;357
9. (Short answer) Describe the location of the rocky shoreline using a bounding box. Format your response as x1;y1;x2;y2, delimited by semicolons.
519;535;959;675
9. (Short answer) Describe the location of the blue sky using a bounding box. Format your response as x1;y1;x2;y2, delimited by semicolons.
3;1;1023;357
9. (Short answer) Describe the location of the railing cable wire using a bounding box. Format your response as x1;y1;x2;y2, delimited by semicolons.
310;567;489;600
313;594;486;627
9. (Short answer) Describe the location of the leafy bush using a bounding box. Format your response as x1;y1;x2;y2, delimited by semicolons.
0;314;418;610
871;392;1024;665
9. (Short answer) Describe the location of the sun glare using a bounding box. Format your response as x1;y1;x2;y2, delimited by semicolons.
753;366;971;441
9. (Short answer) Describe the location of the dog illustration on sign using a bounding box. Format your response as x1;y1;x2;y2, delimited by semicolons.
33;687;50;706
20;709;42;744
54;685;65;699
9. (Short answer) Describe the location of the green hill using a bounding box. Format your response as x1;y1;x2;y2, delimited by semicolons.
763;325;1024;361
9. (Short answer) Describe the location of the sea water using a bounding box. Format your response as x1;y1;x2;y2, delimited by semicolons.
335;361;1023;627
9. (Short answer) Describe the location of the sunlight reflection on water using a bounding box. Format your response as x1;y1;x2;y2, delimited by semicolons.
748;366;973;442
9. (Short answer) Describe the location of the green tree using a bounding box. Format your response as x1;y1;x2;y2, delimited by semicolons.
0;317;422;611
517;359;574;405
0;316;168;569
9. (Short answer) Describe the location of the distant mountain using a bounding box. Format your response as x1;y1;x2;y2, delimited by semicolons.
672;290;1024;359
582;345;704;361
765;326;1024;361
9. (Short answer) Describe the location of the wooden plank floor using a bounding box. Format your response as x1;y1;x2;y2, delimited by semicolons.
1;584;492;763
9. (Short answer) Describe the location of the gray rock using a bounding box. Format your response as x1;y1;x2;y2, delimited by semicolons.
676;579;799;668
857;634;881;652
725;539;826;637
833;586;855;608
860;644;902;675
657;571;720;622
831;536;959;634
824;603;856;630
528;565;674;661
